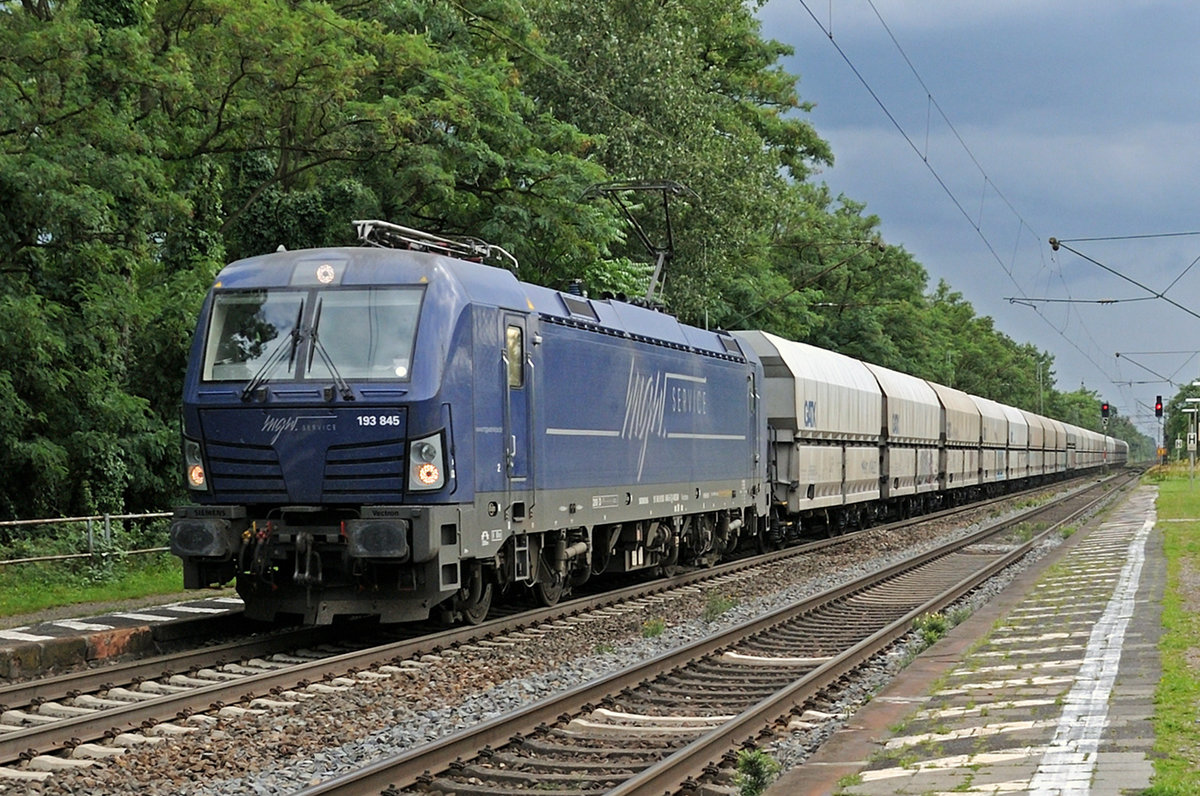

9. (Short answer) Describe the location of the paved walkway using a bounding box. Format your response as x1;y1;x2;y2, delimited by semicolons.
0;595;243;677
770;484;1161;795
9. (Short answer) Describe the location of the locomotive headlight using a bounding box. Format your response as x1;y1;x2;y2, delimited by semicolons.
408;433;446;491
416;462;440;485
183;439;207;491
187;464;206;489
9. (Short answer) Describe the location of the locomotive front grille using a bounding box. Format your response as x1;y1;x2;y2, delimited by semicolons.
323;438;406;499
206;440;290;500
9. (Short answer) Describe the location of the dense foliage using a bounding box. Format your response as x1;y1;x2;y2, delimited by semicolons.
0;0;1151;519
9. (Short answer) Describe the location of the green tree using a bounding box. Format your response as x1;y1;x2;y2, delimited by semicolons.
0;0;1145;523
523;0;833;314
0;0;627;518
0;0;182;517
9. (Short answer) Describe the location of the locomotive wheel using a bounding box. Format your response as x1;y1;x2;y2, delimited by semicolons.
446;562;494;625
461;584;493;624
459;580;493;625
533;540;567;606
534;573;565;606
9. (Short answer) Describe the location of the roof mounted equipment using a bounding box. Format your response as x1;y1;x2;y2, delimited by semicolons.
580;180;697;302
353;219;519;272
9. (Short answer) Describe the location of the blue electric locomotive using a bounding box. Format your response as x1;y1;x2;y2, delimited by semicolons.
170;221;767;624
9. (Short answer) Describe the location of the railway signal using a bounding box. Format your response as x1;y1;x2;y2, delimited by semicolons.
1101;401;1110;418
1156;396;1164;417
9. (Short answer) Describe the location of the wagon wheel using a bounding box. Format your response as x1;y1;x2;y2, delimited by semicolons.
758;506;783;553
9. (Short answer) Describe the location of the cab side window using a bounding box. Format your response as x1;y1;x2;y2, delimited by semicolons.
506;325;524;388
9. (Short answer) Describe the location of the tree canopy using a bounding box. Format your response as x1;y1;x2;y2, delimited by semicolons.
0;0;1150;519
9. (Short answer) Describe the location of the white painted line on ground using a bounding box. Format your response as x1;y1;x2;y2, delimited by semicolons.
988;632;1088;644
951;660;1079;677
0;629;53;642
885;720;1057;749
1027;508;1154;794
935;675;1076;696
51;620;113;632
109;613;174;623
972;645;1085;658
858;749;1047;783
914;698;1058;720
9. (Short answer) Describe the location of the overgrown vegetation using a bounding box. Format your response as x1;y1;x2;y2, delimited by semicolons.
734;748;781;796
0;0;1153;523
914;612;952;647
703;592;739;622
0;517;193;617
641;618;666;638
913;607;972;648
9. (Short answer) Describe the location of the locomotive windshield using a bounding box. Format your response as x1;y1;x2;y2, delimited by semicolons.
202;287;423;383
307;288;422;379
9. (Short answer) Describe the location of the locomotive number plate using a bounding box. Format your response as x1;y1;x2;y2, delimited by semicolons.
357;415;402;426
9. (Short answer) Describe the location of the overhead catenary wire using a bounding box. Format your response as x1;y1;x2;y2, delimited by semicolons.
1049;239;1200;324
794;0;1163;426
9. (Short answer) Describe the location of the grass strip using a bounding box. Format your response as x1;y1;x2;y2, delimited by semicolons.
0;554;188;620
1149;471;1200;792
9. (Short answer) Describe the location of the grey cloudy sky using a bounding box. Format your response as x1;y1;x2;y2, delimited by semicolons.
757;0;1200;437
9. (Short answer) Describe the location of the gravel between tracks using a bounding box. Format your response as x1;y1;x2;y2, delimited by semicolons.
14;491;1093;795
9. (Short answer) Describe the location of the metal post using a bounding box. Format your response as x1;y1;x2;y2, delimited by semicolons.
1185;403;1200;485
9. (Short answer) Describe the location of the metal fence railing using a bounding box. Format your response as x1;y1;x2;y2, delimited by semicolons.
0;512;172;567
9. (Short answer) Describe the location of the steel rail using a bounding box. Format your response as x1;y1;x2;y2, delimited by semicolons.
3;470;1088;712
292;473;1132;795
0;624;336;708
0;527;882;763
0;472;1119;770
611;473;1136;795
0;474;1038;706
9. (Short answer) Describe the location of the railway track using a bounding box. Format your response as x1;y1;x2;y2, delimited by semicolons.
294;473;1132;795
0;474;1126;786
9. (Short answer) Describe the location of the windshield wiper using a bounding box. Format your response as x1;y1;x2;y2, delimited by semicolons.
240;301;304;402
308;298;355;401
